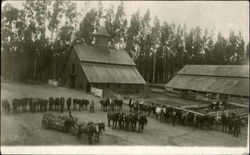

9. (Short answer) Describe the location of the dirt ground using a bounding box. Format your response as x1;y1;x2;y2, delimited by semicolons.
1;82;248;146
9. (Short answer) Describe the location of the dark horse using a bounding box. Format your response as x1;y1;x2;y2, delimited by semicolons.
93;122;105;142
100;99;110;112
107;112;120;128
2;99;11;114
129;113;138;132
138;115;148;133
77;122;96;145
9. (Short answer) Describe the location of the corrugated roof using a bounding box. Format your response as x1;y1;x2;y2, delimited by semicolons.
165;74;249;97
179;65;249;78
74;44;135;66
80;62;146;84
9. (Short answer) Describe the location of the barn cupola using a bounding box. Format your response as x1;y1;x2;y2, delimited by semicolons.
92;26;110;47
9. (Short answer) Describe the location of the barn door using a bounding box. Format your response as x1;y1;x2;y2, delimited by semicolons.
86;82;90;92
70;76;75;88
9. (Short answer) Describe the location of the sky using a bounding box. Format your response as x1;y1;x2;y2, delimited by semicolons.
3;1;249;42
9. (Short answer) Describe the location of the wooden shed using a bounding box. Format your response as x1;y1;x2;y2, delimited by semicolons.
61;27;146;92
165;65;249;107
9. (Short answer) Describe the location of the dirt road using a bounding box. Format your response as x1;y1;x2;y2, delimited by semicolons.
1;82;248;146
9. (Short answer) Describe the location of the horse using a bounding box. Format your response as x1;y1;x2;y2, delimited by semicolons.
100;99;109;112
1;99;11;114
12;98;21;113
107;112;120;128
117;99;123;111
54;98;60;111
82;99;89;111
93;122;105;142
124;115;131;131
77;121;96;145
73;99;81;111
49;97;54;111
118;112;126;129
130;113;138;132
155;106;164;120
138;115;148;133
21;98;28;112
60;97;65;112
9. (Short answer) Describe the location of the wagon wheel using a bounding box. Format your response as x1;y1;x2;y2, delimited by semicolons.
42;120;49;129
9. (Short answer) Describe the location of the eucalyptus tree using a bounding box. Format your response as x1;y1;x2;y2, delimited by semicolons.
1;3;19;80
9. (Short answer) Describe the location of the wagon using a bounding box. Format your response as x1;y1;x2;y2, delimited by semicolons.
41;112;78;135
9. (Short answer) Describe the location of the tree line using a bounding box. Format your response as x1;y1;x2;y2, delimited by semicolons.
1;1;249;84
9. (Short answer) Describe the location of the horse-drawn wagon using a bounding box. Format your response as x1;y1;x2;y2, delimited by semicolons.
41;112;78;135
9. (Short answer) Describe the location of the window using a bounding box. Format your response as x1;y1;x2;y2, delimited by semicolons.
107;83;110;88
118;84;121;88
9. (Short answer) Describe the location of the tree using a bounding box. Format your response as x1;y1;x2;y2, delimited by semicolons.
77;9;98;45
151;16;161;83
160;22;172;82
112;1;127;49
213;33;228;64
1;4;19;80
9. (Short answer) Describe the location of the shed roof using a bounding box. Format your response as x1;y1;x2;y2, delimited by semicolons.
179;65;249;78
80;62;146;84
74;44;135;66
166;75;249;97
165;65;249;97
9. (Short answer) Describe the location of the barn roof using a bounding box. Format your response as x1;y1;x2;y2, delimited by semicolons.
178;65;249;78
80;62;146;84
74;44;135;66
165;65;249;97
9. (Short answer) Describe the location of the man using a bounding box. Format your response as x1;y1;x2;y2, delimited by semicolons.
67;98;72;111
129;98;133;112
90;100;95;113
172;110;176;126
109;98;112;111
60;97;65;113
221;111;226;132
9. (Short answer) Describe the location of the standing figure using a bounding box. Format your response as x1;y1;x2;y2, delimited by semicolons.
90;100;95;113
129;98;133;112
60;97;65;113
67;98;72;111
172;110;176;126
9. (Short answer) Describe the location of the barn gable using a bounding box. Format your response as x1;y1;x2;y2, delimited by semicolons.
62;27;146;92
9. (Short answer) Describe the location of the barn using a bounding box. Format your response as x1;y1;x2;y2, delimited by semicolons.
165;65;249;108
61;27;146;92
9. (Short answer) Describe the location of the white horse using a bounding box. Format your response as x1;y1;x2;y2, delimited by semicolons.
155;107;165;120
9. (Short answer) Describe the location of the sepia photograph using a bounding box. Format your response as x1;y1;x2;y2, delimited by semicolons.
1;0;249;154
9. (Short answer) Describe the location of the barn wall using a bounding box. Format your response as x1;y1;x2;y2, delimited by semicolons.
62;49;88;90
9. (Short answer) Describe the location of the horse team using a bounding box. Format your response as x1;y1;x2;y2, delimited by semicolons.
76;121;105;144
1;97;90;114
107;112;148;133
100;98;123;112
128;99;244;137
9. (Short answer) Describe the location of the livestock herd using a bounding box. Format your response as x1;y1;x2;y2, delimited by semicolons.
126;99;244;137
1;97;90;114
107;112;148;132
1;96;245;140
